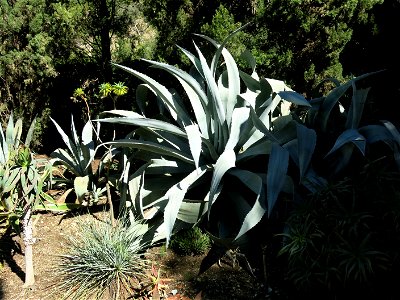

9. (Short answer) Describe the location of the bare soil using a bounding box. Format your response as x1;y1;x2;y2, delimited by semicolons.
0;210;269;300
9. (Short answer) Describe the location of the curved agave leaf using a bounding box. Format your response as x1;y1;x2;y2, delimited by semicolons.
102;139;194;164
381;120;400;170
208;149;236;217
97;111;187;137
185;124;202;170
50;117;80;167
196;33;241;125
135;84;151;115
325;129;366;157
24;117;37;148
278;91;311;107
142;59;208;107
296;124;317;180
193;42;226;126
225;107;250;151
345;87;370;129
358;124;393;143
164;165;208;245
319;71;381;132
267;143;289;217
50;149;84;176
112;63;192;127
228;169;265;240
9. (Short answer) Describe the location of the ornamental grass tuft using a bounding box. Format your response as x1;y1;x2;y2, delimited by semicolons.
53;213;151;300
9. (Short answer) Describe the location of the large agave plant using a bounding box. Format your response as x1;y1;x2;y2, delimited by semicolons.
285;71;400;176
98;28;313;247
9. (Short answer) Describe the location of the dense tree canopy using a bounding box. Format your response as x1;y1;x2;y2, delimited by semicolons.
0;0;397;151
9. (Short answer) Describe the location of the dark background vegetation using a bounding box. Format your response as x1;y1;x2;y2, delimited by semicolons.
1;0;399;154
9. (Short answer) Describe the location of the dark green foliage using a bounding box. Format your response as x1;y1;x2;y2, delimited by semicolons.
278;160;400;298
170;226;211;256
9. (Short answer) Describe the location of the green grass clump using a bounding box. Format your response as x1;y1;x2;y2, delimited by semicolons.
170;226;211;256
53;214;151;300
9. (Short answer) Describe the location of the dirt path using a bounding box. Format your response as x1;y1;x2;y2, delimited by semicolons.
0;211;267;300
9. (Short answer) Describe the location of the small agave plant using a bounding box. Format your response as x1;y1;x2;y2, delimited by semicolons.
50;116;111;205
97;26;314;251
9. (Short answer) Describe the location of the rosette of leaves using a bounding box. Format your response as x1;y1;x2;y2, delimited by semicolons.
50;116;110;205
97;26;314;251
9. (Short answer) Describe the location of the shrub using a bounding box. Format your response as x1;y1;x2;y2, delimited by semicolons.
170;226;211;256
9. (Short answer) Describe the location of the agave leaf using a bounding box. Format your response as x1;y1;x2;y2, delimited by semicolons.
145;159;194;175
164;166;208;246
135;84;151;115
81;121;95;170
102;139;194;164
325;129;366;157
185;124;202;170
208;149;236;216
225;107;250;151
382;120;400;145
0;128;6;164
176;201;208;224
296;124;317;180
196;34;241;125
50;117;80;166
51;149;84;176
70;115;80;150
193;42;226;126
239;70;260;93
359;124;393;143
267;143;289;217
345;87;370;129
278;91;311;107
136;127;191;153
177;45;204;79
143;58;210;136
241;49;256;73
98;112;187;137
381;120;400;170
319;72;381;132
112;63;192;127
248;107;279;144
24;118;37;148
237;140;272;162
229;169;266;240
329;144;356;174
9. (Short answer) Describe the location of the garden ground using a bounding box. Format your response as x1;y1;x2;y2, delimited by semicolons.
0;209;271;300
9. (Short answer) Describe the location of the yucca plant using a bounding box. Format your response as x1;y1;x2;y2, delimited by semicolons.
53;213;151;300
96;27;316;266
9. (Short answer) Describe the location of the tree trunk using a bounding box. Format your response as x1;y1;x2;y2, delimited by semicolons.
23;207;35;287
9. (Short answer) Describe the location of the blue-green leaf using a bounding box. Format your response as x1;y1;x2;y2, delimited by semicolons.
102;139;194;164
185;124;202;170
229;169;266;240
164;166;208;246
345;87;370;129
208;149;236;216
278;91;311;107
267;143;289;217
112;63;191;127
325;129;366;157
297;124;317;180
